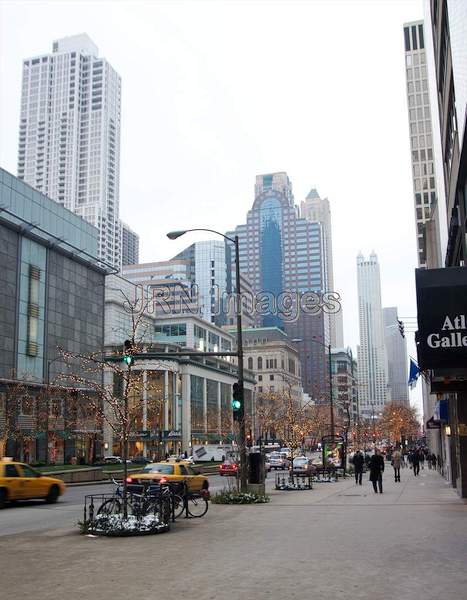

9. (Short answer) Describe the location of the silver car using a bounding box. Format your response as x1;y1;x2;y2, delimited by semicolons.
291;456;315;476
268;452;288;470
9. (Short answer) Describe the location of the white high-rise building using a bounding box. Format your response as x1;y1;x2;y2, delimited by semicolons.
357;252;389;418
300;189;344;348
17;34;122;268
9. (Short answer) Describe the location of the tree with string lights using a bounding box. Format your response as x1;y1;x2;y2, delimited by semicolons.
58;288;171;519
379;401;420;445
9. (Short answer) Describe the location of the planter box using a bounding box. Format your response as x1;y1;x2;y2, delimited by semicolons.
42;467;104;483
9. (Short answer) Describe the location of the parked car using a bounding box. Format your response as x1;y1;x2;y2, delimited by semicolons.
103;456;123;464
291;456;315;476
219;462;238;477
311;457;324;469
268;452;288;470
130;456;151;465
0;459;66;508
168;455;196;464
126;460;209;493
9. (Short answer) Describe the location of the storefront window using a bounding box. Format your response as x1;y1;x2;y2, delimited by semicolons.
206;379;218;432
190;375;204;433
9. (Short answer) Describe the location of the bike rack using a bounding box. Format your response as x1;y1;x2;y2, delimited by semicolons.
275;472;313;491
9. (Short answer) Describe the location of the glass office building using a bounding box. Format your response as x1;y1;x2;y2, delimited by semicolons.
227;172;329;399
0;167;106;463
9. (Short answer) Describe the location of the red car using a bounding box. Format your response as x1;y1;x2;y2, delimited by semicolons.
219;462;238;476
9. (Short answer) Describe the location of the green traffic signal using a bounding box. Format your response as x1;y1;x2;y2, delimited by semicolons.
232;382;243;421
123;339;134;366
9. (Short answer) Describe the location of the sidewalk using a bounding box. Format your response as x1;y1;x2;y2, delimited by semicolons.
1;467;466;600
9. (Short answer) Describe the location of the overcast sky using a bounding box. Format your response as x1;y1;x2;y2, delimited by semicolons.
0;0;425;412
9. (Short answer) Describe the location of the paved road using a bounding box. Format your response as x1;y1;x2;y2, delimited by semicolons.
2;468;466;600
0;473;233;536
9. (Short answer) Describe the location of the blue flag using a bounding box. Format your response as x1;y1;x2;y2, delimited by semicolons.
408;358;420;389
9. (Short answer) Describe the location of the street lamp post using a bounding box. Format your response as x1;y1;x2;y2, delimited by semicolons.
167;228;248;492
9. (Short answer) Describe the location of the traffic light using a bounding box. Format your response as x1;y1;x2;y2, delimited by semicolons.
232;382;243;421
122;339;134;366
398;319;405;338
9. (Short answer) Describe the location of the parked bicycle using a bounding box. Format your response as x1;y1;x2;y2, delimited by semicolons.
97;479;176;520
97;479;208;520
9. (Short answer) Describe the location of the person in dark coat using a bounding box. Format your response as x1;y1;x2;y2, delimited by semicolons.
369;448;385;493
353;450;364;485
412;449;420;476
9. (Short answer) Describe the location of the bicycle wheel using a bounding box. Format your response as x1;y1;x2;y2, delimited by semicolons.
97;498;122;515
187;495;209;518
171;494;185;519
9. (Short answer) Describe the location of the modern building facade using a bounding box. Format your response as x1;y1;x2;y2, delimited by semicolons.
121;222;139;266
420;0;467;498
300;188;344;348
356;252;389;418
122;259;198;317
104;274;255;456
0;167;106;463
173;240;228;326
17;34;122;269
428;1;467;266
331;348;358;424
403;20;443;269
227;172;332;400
383;307;409;406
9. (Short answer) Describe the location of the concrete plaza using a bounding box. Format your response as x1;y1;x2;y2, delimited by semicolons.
1;467;466;600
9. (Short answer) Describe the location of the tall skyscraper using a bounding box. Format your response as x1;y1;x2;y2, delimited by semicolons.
173;240;228;326
17;34;122;269
427;1;467;265
383;307;409;406
227;172;330;399
300;188;344;348
357;252;389;418
403;20;442;268
121;222;139;266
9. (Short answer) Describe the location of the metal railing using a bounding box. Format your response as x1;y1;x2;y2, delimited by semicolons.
82;480;209;535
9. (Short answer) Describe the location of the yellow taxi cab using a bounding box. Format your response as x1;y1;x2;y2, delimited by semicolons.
0;458;66;508
126;460;209;492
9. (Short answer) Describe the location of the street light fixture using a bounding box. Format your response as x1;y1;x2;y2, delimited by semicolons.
167;228;248;492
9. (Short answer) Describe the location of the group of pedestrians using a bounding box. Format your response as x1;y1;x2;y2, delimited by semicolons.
351;444;438;494
407;447;438;475
352;449;385;493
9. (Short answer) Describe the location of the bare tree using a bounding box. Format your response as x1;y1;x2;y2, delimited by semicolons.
59;288;172;518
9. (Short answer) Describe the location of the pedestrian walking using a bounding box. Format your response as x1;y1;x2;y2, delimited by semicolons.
392;448;402;482
401;451;407;468
427;454;432;469
353;450;364;486
432;453;437;469
369;448;384;493
412;449;420;476
420;451;425;470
